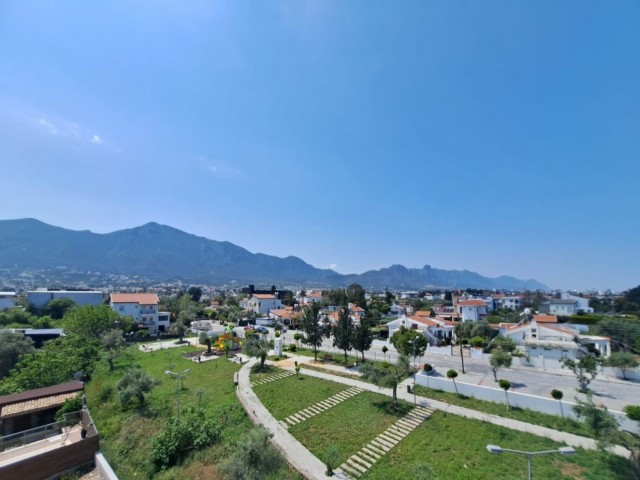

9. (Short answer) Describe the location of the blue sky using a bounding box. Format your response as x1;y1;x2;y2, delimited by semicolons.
1;1;638;291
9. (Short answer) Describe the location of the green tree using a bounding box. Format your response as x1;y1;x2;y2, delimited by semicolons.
187;286;203;302
360;354;410;408
117;368;157;408
172;317;190;343
62;305;123;340
1;334;99;393
101;329;126;371
594;317;640;352
447;369;459;394
551;389;565;418
43;298;76;319
150;405;220;471
218;427;283;480
605;351;639;380
243;337;272;370
490;348;512;382
0;330;35;378
382;345;388;361
352;319;374;361
390;326;427;357
499;378;511;410
346;283;366;309
561;354;601;393
199;332;212;355
332;307;354;366
300;303;327;361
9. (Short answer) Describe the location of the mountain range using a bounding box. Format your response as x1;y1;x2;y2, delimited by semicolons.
0;219;549;290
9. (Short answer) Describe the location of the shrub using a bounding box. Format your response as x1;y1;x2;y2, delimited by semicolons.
470;336;484;348
624;405;640;421
55;396;83;422
96;384;114;403
423;363;433;374
288;344;297;352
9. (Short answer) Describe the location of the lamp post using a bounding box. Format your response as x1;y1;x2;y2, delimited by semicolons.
165;368;190;420
486;444;576;480
408;339;417;405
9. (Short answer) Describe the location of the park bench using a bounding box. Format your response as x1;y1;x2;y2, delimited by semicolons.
322;354;333;362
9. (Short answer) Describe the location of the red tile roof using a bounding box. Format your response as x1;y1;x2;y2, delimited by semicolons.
110;293;159;305
253;294;276;299
459;300;487;307
533;314;558;323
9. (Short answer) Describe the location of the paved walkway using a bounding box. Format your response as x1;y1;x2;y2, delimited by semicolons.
282;387;364;428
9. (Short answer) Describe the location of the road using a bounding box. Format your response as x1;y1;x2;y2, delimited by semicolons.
246;327;640;412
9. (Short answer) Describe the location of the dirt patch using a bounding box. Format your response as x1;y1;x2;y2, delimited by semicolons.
561;461;587;479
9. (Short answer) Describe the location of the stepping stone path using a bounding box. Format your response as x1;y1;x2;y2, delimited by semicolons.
251;369;295;387
333;405;436;479
281;387;364;428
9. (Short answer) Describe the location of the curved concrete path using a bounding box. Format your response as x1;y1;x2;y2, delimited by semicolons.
236;359;331;480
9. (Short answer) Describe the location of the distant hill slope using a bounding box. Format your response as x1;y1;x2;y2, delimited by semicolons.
0;219;548;290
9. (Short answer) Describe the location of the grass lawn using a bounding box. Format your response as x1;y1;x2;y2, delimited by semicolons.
86;346;301;480
252;370;347;420
289;391;413;466
414;385;593;438
301;363;362;380
364;411;634;479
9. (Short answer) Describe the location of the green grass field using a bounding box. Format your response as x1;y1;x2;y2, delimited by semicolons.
414;385;593;438
86;345;301;480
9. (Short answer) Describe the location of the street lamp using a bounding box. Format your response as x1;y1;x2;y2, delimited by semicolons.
486;444;576;480
165;368;190;420
408;339;417;405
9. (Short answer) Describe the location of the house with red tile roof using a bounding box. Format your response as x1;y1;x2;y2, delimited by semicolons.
457;299;489;322
246;293;283;315
109;293;170;334
386;315;455;346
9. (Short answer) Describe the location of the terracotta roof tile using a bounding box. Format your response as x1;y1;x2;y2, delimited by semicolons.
110;293;159;305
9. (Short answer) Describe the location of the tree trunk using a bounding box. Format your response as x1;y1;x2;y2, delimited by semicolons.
108;358;114;371
392;386;397;408
344;351;348;366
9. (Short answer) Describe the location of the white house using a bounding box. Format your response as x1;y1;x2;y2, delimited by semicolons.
246;294;283;315
458;300;488;322
27;290;104;308
0;292;17;311
109;293;170;334
538;299;583;316
561;292;593;313
500;296;523;310
386;314;455;346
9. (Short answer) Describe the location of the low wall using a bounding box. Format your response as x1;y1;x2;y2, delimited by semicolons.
95;452;119;480
415;373;639;434
427;346;451;356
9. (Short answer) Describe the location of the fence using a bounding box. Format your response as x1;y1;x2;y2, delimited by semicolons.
0;411;83;453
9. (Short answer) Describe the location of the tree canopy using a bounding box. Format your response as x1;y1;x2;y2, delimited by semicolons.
62;304;127;340
300;303;328;361
390;326;427;357
332;307;354;366
0;330;35;379
360;354;410;408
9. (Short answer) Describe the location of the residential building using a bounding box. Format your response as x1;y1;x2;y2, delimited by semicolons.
246;294;283;315
27;289;104;309
0;291;16;310
386;315;455;346
458;299;489;322
109;293;170;334
538;299;584;316
500;296;523;310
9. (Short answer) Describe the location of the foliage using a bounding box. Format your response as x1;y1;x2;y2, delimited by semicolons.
187;286;203;302
346;283;367;309
117;368;157;408
489;336;517;353
625;405;640;422
447;369;459;394
218;426;283;480
455;321;494;341
423;363;433;373
43;297;76;319
390;326;427;357
615;285;640;315
322;445;340;476
101;329;126;371
0;329;35;378
55;396;83;422
551;389;565;418
0;307;37;327
499;379;511;410
561;354;601;393
0;334;99;393
489;348;512;381
605;352;639;379
150;404;221;470
300;303;328;361
573;394;621;450
352;318;374;360
470;336;485;348
360;354;410;408
62;305;126;340
593;317;640;352
243;336;273;370
172;317;189;342
332;307;354;366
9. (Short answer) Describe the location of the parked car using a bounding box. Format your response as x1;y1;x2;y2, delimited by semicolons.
255;326;269;334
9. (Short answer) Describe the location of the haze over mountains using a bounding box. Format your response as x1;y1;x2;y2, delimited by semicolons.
0;219;548;290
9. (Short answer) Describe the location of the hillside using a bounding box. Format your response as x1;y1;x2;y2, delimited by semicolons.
0;219;548;290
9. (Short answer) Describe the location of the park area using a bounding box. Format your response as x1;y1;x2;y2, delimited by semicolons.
253;369;634;479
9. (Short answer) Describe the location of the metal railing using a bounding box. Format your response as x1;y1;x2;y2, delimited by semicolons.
0;411;83;453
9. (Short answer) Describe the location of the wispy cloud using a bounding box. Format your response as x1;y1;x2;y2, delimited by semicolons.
38;118;58;135
34;114;110;149
198;155;242;177
327;263;338;270
91;135;103;145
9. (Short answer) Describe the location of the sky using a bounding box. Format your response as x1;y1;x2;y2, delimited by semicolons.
0;1;638;292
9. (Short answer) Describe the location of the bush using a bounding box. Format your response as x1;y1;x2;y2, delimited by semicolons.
55;396;83;422
423;363;433;374
624;405;640;421
288;344;297;352
96;384;114;403
218;427;283;480
470;336;485;348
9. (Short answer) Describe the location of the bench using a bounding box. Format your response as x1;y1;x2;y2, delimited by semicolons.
322;354;333;362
